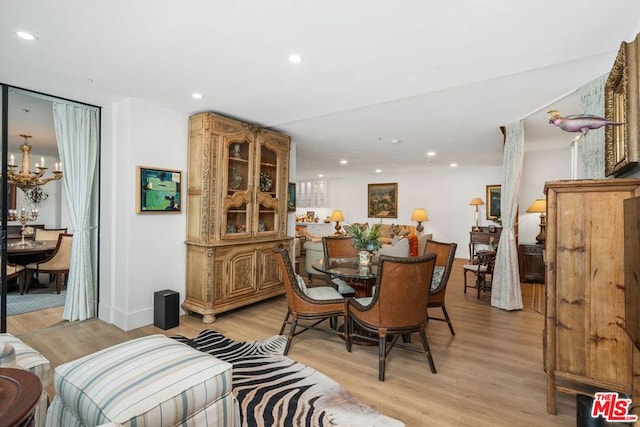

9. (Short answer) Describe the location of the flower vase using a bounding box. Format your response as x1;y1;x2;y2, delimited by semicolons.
358;250;373;267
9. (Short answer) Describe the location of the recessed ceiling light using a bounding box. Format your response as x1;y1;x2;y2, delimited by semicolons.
318;174;324;178
427;151;436;156
375;169;382;173
340;160;348;165
390;139;401;144
450;163;458;167
289;54;302;64
16;31;37;41
192;92;203;99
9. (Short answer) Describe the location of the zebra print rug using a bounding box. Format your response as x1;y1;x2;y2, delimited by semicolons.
171;329;404;427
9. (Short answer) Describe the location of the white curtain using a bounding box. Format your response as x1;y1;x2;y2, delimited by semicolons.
53;103;99;321
578;74;608;179
491;120;524;311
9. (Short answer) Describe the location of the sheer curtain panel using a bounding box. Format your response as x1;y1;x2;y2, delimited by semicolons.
53;103;99;321
491;121;524;311
578;74;608;179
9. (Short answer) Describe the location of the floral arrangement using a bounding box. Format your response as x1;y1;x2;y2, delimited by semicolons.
344;222;382;252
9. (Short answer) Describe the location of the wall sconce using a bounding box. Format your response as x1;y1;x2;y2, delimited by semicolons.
526;198;547;244
330;210;345;235
469;197;485;231
411;208;429;233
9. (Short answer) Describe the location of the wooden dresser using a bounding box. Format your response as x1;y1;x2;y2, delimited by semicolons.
544;179;640;414
184;112;292;323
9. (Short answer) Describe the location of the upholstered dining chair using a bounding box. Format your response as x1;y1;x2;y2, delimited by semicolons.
4;257;26;294
424;239;458;335
463;250;496;299
322;236;357;296
34;228;67;242
272;243;348;355
34;228;67;283
346;253;438;381
25;233;73;294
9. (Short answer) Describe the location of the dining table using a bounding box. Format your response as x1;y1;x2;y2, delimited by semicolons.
311;257;378;297
6;240;58;290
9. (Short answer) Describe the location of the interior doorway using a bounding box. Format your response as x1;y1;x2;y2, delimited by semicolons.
0;85;100;333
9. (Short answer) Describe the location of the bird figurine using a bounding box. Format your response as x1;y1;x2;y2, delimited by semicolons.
548;110;624;137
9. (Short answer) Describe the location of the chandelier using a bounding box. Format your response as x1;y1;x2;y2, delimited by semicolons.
7;134;63;190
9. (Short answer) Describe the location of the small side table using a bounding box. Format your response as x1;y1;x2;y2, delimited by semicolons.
0;367;42;427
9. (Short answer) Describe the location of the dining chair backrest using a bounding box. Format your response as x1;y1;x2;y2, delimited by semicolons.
40;233;73;270
372;254;436;328
323;236;358;262
424;239;457;296
273;243;306;308
34;228;68;242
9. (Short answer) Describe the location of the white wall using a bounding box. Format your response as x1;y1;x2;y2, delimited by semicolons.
99;98;188;330
518;147;572;244
328;166;502;259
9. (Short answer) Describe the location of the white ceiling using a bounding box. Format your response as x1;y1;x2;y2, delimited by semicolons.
1;1;639;179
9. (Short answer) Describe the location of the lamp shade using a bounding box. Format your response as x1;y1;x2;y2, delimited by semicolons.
330;210;344;222
469;197;485;206
411;208;429;222
526;198;547;213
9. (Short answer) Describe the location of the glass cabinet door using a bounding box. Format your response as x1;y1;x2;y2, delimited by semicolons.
256;144;278;235
222;137;252;238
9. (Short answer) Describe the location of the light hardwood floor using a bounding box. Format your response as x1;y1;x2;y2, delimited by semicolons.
8;258;574;426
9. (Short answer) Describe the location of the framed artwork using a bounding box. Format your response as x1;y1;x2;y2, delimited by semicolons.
486;184;501;221
287;182;296;212
605;33;640;177
137;166;182;213
368;182;398;218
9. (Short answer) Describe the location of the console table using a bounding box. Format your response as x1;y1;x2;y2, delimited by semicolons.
469;226;501;260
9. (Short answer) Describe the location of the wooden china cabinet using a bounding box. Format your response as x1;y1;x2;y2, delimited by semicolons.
184;112;292;323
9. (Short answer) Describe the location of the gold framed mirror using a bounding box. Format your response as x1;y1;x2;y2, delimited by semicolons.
605;34;640;177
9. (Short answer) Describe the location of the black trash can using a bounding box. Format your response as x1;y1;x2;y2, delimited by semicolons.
154;289;179;330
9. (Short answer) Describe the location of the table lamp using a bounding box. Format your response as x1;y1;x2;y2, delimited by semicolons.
411;208;429;233
527;198;547;244
469;197;484;231
330;210;345;235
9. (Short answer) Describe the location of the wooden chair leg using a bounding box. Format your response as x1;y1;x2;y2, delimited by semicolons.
345;315;352;353
279;311;291;335
464;270;468;293
441;306;455;335
283;318;297;355
419;330;437;374
379;332;387;381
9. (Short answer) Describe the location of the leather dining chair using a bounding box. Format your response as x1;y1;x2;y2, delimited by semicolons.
424;239;458;335
25;233;73;294
272;243;348;355
346;253;438;381
322;236;357;296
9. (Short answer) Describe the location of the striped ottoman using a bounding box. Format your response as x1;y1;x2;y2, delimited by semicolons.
45;334;240;427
